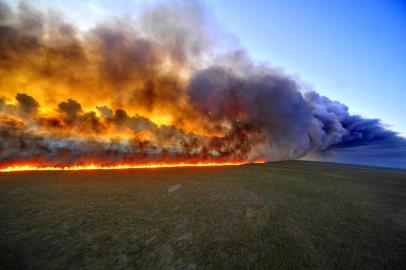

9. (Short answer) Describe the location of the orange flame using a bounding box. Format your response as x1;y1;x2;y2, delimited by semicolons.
0;4;272;169
0;161;265;172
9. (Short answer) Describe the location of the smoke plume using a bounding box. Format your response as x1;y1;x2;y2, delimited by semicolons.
0;0;404;169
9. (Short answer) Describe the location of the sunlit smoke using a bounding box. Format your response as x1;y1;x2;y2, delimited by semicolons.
0;0;404;170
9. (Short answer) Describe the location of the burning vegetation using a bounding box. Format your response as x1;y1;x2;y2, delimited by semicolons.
0;1;403;171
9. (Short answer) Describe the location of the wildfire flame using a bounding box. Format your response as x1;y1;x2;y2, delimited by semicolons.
0;161;265;172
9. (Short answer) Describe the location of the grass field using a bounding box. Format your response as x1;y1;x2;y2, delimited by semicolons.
1;161;405;269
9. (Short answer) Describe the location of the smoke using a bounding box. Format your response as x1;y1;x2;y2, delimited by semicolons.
0;0;404;168
16;93;39;115
303;92;406;168
304;91;404;148
188;66;314;160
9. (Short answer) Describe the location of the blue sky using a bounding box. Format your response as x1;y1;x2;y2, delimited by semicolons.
8;0;406;136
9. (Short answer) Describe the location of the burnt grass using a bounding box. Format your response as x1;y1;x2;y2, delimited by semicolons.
1;161;406;269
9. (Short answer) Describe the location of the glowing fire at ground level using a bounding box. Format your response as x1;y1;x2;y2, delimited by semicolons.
0;161;265;172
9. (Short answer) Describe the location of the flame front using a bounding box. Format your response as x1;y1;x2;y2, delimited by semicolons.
0;161;259;172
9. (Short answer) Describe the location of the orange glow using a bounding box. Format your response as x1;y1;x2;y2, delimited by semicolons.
0;161;265;172
0;4;272;169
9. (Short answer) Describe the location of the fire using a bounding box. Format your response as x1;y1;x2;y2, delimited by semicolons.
0;2;297;168
0;161;265;172
0;1;401;171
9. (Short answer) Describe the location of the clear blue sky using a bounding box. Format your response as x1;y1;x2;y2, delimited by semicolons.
9;0;406;136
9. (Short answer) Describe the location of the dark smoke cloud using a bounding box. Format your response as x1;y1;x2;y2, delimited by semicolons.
0;0;404;168
58;99;82;120
16;93;39;115
304;92;406;168
188;66;313;159
305;91;405;148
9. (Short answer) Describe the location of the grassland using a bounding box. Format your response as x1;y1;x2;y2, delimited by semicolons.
1;161;405;269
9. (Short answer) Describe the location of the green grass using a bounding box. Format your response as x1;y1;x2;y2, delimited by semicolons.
1;161;405;269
